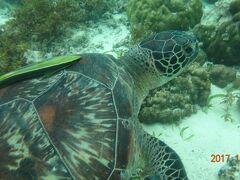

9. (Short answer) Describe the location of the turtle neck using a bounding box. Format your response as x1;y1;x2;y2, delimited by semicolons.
117;46;168;113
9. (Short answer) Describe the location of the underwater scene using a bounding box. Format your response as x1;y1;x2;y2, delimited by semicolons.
0;0;239;179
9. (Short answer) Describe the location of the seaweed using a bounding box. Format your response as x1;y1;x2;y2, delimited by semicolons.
180;126;194;141
0;0;109;73
206;91;240;121
8;0;82;46
0;29;28;75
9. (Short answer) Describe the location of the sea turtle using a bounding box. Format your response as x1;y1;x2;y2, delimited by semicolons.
0;30;199;180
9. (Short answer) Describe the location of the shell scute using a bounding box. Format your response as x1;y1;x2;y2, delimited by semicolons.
115;119;132;169
112;78;133;119
67;53;118;89
0;99;71;179
108;169;123;179
34;71;117;179
0;72;63;104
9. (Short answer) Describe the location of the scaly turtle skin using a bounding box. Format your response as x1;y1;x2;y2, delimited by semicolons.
0;30;199;180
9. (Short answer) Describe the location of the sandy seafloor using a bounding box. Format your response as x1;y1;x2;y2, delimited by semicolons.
1;1;240;179
144;86;240;179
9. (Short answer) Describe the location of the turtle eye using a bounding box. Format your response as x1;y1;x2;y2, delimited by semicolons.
184;46;193;54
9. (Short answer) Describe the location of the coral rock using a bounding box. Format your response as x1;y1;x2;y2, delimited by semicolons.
139;63;211;123
127;0;203;41
209;64;237;88
194;0;240;66
218;157;240;180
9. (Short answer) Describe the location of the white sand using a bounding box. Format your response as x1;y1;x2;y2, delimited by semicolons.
37;13;130;62
50;13;130;58
143;85;240;180
71;14;130;55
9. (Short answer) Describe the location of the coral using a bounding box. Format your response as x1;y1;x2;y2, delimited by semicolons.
139;63;211;123
229;0;240;16
209;64;237;88
193;0;240;66
127;0;203;41
218;157;240;180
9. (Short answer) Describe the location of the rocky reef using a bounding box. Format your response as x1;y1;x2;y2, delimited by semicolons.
209;64;237;88
139;62;211;123
127;0;203;41
218;157;240;180
194;0;240;66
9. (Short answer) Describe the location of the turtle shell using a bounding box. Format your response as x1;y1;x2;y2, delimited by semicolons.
0;54;134;179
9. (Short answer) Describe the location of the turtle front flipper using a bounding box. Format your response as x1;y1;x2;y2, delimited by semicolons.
140;132;188;180
124;122;188;180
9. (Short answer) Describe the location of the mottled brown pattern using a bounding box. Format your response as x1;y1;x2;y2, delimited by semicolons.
0;72;63;104
113;79;133;119
38;105;57;131
68;54;118;89
34;71;117;179
0;139;18;179
108;169;124;179
0;53;136;179
0;100;71;179
116;119;132;169
79;59;89;64
0;87;8;97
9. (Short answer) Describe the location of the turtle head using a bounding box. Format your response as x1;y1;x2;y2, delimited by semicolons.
121;30;199;102
138;30;199;81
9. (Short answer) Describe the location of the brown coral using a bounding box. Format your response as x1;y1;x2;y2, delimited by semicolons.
209;64;237;88
139;62;211;123
127;0;203;41
193;0;240;66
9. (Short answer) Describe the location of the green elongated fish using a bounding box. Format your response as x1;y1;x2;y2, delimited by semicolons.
0;55;81;88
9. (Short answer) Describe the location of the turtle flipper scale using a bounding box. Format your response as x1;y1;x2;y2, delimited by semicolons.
140;132;188;180
121;119;188;180
141;132;188;180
